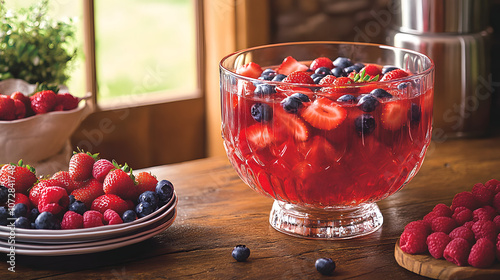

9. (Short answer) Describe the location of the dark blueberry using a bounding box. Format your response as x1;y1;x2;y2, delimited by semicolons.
290;92;310;102
337;94;357;103
0;186;8;204
354;62;365;69
29;208;40;222
15;217;31;229
138;191;159;209
68;200;87;215
397;82;411;90
35;211;58;229
12;203;28;218
370;88;393;99
315;258;336;276
272;74;287;82
333;57;353;69
251;103;273;122
68;194;76;205
0;207;8;226
358;95;379;112
312;75;325;84
254;84;276;96
232;245;250;262
314;67;331;76
331;67;344;77
409;103;422;123
355;114;376;135
343;64;363;76
122;210;137;223
259;68;276;80
382;66;399;74
156;180;174;203
135;201;155;218
281;96;303;114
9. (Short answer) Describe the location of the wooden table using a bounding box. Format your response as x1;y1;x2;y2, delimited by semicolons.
1;135;500;279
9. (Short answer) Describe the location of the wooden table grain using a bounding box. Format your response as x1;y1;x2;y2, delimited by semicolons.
1;135;500;279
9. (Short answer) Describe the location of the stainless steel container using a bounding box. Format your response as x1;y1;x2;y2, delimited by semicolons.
387;0;492;139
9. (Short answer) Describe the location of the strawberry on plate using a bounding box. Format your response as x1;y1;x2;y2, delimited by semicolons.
91;194;130;216
135;171;158;195
29;179;62;207
71;178;105;209
236;62;263;79
0;160;37;195
301;97;347;130
381;101;409;130
276;56;308;75
51;171;79;193
69;150;99;182
103;167;136;200
310;57;333;70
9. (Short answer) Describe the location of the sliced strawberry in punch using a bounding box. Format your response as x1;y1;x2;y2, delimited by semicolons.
301;97;347;130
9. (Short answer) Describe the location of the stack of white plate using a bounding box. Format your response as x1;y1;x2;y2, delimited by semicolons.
0;192;177;256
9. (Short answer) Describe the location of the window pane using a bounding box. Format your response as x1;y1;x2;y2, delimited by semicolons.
94;0;197;103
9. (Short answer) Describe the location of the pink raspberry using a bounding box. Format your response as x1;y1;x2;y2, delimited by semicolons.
468;238;496;268
471;220;497;242
61;211;84;229
463;221;475;230
404;220;431;235
423;211;440;226
496;233;500;260
471;183;494;206
103;209;123;225
83;210;104;228
485;179;500;193
431;216;457;234
37;186;69;215
451;191;480;211
494;192;500;213
443;238;471;266
449;226;475;244
472;205;496;222
426;232;451;259
493;215;500;232
452;207;473;226
432;203;453;217
400;230;428;254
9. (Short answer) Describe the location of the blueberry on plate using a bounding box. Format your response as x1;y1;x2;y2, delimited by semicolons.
68;194;76;205
15;217;31;229
281;96;303;114
0;207;8;226
337;94;356;103
135;202;156;218
251;103;273;122
370;88;393;99
35;211;58;229
0;186;8;204
29;208;40;222
232;245;250;262
156;180;174;204
68;200;87;215
315;258;336;275
122;210;137;223
138;191;159;209
12;203;28;218
355;114;376;135
358;95;379;112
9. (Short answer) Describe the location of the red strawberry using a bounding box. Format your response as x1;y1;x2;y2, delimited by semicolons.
301;97;347;130
38;186;69;215
93;159;115;183
0;161;37;195
318;75;336;85
282;71;314;84
320;77;357;96
236;62;263;79
103;209;123;225
91;194;130;216
12;99;26;119
380;69;409;81
360;64;382;79
14;193;31;211
0;95;16;120
103;168;136;200
30;90;58;114
237;80;256;97
69;150;99;182
274;110;309;142
243;124;273;151
29;179;63;207
54;92;80;111
71;178;104;209
310;57;333;70
11;91;33;117
135;172;158;195
381;101;409;130
276;56;308;75
51;171;79;193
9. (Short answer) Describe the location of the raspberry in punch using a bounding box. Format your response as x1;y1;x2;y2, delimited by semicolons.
220;42;434;239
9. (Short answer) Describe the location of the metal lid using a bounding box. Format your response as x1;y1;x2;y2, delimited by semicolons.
390;0;489;34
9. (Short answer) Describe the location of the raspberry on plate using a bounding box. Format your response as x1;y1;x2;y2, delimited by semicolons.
426;232;451;259
471;183;495;206
451;206;473;225
449;226;475;244
83;210;104;228
431;216;457;234
451;191;480;211
468;238;496;268
103;209;123;225
400;226;429;254
471;220;497;242
91;194;130;216
443;238;471;266
37;186;69;215
61;211;84;229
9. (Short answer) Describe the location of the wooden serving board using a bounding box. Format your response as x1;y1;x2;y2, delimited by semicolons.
395;239;500;279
